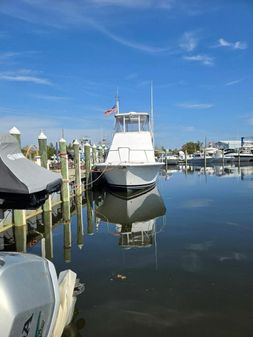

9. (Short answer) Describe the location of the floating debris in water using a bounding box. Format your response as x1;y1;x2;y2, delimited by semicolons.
110;273;127;281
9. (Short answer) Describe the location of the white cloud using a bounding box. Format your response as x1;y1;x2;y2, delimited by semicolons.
95;24;171;53
217;38;247;50
0;52;21;63
179;32;198;52
125;73;138;80
183;54;214;65
89;0;174;9
32;94;70;101
225;79;244;86
0;0;175;54
176;103;214;109
0;69;52;85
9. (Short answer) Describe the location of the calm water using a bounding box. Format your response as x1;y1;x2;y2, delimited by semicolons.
27;165;253;337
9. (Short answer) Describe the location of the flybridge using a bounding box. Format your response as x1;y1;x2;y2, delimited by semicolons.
114;112;151;133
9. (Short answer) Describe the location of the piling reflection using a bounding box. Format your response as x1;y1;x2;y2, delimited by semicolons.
76;194;84;250
43;210;53;260
86;190;94;235
63;201;72;262
96;186;166;249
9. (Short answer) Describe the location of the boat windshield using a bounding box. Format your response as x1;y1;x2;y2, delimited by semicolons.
115;114;150;132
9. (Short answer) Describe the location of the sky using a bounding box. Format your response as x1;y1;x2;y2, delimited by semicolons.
0;0;253;149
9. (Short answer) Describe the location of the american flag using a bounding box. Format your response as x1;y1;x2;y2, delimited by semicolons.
104;104;118;116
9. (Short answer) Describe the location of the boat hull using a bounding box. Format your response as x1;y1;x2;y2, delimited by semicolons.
96;163;161;189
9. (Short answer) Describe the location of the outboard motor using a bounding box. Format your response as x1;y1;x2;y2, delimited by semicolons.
0;252;84;337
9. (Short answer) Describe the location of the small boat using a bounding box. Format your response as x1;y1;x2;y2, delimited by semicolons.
96;111;161;189
0;134;62;209
158;153;179;165
0;252;84;337
188;147;218;165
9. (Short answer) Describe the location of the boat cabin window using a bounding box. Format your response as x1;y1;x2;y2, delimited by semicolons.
115;114;150;132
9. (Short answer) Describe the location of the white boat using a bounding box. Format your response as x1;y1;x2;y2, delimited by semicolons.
96;111;161;189
158;153;179;165
211;149;236;164
187;147;220;165
233;148;253;162
212;148;253;164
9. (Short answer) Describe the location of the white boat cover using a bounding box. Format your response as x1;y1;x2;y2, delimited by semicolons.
0;134;62;209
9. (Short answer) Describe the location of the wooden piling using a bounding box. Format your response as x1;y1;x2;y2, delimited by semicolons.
14;225;27;252
73;139;82;196
165;149;168;171
38;131;52;212
9;127;26;227
9;126;21;145
204;148;207;169
85;142;91;189
92;144;97;165
38;131;48;169
59;138;70;202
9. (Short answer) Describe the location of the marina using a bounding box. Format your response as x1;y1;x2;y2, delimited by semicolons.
1;161;253;336
1;1;253;336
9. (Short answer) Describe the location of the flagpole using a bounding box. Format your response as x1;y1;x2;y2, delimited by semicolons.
115;87;120;114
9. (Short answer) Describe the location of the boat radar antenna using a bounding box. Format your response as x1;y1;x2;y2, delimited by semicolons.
115;88;120;114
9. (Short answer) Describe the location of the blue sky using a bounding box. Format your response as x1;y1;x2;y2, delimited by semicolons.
0;0;252;148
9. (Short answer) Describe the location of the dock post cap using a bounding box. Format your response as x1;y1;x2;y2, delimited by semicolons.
59;137;66;143
73;139;80;145
85;142;91;147
38;130;47;140
9;126;21;135
92;144;97;148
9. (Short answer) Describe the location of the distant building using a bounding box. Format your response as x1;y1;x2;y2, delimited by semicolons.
216;140;242;149
216;138;253;149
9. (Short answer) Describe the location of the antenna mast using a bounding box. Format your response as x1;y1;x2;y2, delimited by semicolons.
150;81;154;145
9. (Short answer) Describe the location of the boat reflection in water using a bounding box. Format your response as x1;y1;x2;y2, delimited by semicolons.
96;185;166;249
